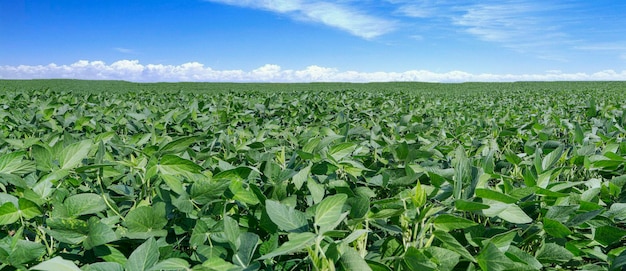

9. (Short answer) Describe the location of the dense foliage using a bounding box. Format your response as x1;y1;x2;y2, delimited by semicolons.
1;80;625;271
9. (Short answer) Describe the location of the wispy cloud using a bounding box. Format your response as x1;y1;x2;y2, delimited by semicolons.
2;60;625;82
453;2;569;52
574;43;626;51
206;0;395;39
114;47;135;54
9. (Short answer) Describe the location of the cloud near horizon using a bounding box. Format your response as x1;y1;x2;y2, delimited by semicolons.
1;60;625;83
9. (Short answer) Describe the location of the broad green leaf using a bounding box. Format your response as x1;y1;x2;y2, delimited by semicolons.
82;262;124;271
482;200;532;224
233;232;259;267
433;214;478;232
610;250;626;271
83;217;119;250
543;217;572;238
59;140;93;169
45;218;89;244
341;229;369;244
0;238;46;266
124;203;168;238
265;200;308;233
536;243;573;264
229;179;260;205
329;142;357;161
94;245;128;266
156;155;203;176
63;193;106;217
291;164;311;190
213;166;253;181
594;226;626;246
542;146;564;172
455;199;489;211
0;151;35;175
506;246;542;270
315;194;348;234
125;237;159;271
17;198;40;219
160;174;185;195
433;230;476;262
222;215;240;250
476;243;516;271
159;136;198;155
30;256;81;271
404;247;436;271
475;188;518;204
340;247;372;271
257;232;316;260
426;246;461;271
483;230;517;253
147;258;190;271
0;202;19;225
201;255;241;271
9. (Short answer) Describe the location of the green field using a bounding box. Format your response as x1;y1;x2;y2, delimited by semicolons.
1;80;625;271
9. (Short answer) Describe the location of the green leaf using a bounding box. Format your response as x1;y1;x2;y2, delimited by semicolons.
0;202;19;225
158;136;198;155
594;226;626;246
433;230;476;262
506;246;542;270
59;140;93;169
329;142;357;161
233;232;259;267
610;250;626;271
63;193;107;217
426;246;461;271
213;166;253;181
124;203;168;239
453;146;471;200
83;217;119;250
455;199;489;211
433;214;478;232
542;146;564;172
156;155;203;176
45;218;89;244
94;245;128;266
30;256;82;271
543;217;572;238
536;243;573;264
82;262;124;271
483;230;517;253
482;200;532;224
476;243;516;271
257;232;316;260
0;151;35;175
404;247;436;271
125;237;159;271
0;237;46;266
32;144;54;172
147;258;190;271
475;188;518;204
291;164;311;190
314;194;348;234
265;200;308;233
340;247;372;271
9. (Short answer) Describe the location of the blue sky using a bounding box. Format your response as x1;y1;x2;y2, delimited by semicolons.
1;0;625;82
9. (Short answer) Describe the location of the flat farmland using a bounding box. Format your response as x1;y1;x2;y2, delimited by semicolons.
1;80;625;270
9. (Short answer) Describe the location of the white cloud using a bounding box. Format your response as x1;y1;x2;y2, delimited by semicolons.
2;60;626;82
206;0;394;39
114;47;135;54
